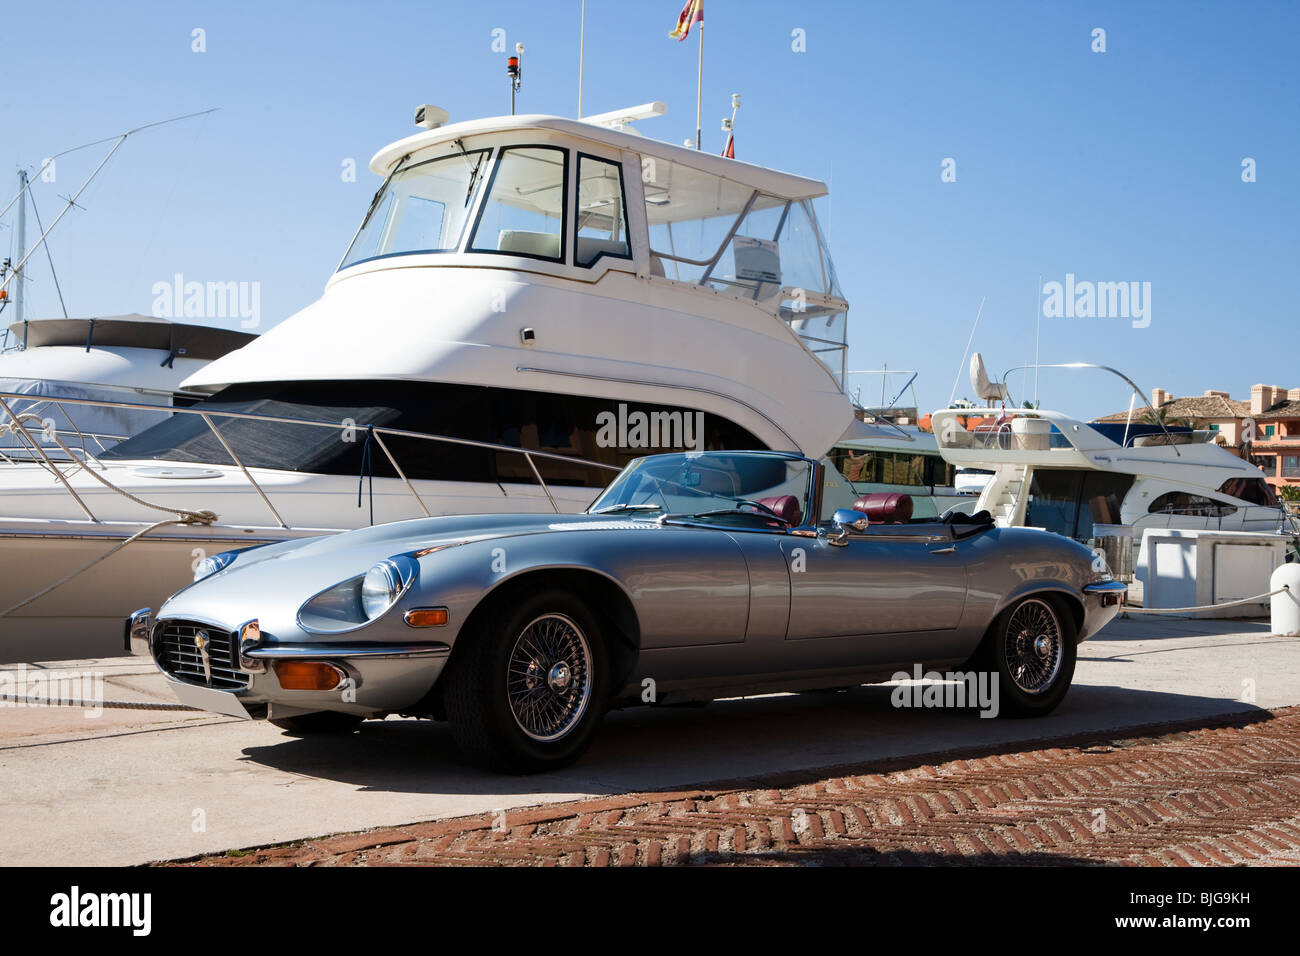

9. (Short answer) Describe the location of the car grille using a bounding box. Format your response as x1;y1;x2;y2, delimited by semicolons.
154;620;249;689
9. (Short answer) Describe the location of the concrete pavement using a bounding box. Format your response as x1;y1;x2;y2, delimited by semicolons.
0;614;1295;866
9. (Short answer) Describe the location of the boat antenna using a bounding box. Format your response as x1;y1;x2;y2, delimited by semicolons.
1032;272;1043;405
26;186;69;319
0;108;220;299
508;43;524;115
578;1;586;117
947;296;986;407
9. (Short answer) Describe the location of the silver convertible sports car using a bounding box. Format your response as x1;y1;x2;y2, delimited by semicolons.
128;451;1126;773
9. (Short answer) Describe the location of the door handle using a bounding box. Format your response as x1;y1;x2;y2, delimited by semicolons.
930;545;957;555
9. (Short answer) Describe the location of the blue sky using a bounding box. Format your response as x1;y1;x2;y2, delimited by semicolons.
2;0;1296;419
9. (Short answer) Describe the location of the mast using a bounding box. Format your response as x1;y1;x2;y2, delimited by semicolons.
14;170;26;339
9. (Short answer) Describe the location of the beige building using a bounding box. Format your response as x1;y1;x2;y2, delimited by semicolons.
1095;388;1251;448
1098;385;1300;495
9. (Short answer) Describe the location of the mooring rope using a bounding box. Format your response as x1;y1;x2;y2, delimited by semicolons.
1124;585;1290;615
0;416;218;619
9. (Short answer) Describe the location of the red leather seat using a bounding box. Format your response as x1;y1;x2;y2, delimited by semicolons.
757;495;802;525
853;493;913;524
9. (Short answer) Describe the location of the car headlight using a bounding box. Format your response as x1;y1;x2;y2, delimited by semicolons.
362;560;407;619
194;549;241;582
298;555;418;633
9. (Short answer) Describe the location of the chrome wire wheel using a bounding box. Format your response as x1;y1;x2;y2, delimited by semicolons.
1003;598;1064;695
506;613;594;743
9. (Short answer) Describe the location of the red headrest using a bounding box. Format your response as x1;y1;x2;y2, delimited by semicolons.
853;493;913;524
757;495;802;525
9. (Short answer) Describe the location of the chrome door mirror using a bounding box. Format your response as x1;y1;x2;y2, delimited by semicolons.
826;508;869;547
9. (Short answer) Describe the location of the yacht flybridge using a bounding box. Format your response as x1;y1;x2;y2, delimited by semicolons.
0;104;871;659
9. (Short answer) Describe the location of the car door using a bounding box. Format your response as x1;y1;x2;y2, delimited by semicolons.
780;524;969;658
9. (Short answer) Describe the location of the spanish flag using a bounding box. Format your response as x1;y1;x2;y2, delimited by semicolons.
669;0;703;41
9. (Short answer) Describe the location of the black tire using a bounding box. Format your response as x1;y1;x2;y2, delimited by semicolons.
443;588;609;773
977;594;1077;717
269;712;364;735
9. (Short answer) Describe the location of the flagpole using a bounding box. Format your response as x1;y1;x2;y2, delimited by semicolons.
577;0;586;118
695;22;703;149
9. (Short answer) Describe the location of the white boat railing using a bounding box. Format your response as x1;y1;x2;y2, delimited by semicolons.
0;389;622;528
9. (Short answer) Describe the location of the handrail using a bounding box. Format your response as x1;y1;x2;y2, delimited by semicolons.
998;362;1182;457
0;396;98;520
0;389;621;527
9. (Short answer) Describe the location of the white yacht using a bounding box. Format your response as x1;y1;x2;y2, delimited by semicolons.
930;361;1295;549
0;104;872;659
0;314;255;455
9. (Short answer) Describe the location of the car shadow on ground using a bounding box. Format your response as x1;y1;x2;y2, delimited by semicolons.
236;682;1272;800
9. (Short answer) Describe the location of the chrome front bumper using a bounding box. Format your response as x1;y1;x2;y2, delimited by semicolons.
127;609;451;719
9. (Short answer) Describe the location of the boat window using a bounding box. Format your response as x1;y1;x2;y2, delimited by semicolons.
1026;470;1084;539
469;146;568;262
574;155;630;266
1147;492;1238;518
1216;477;1277;507
340;150;490;268
101;381;764;488
1025;470;1134;540
830;447;944;489
642;158;755;280
1076;472;1135;538
640;163;848;380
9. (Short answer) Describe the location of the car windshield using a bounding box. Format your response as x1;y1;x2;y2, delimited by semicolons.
589;452;814;526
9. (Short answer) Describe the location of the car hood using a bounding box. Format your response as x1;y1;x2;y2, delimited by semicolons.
160;512;651;629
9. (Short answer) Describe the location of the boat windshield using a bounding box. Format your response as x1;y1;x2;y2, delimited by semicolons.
589;452;813;525
340;149;490;268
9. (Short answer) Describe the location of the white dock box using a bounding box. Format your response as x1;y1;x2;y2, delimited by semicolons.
1136;529;1290;618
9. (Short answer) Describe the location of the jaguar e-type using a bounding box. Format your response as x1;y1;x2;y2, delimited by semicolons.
128;451;1126;772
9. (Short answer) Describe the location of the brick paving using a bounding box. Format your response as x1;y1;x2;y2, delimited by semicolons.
179;707;1300;867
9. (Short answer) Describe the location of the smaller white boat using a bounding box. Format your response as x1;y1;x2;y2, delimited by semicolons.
931;359;1299;601
1;314;255;456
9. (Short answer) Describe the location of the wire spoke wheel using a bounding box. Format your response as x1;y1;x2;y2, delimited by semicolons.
506;613;593;743
1002;598;1063;695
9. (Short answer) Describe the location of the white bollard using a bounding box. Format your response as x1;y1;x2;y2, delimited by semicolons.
1270;563;1300;636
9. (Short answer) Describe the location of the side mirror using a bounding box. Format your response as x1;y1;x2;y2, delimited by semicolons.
826;509;869;547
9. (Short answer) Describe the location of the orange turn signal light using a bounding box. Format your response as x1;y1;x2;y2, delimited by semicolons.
273;660;344;691
404;607;449;628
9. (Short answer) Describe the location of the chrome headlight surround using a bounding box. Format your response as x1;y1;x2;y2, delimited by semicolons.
297;555;419;634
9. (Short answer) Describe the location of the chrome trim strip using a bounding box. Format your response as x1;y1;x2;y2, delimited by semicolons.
244;643;451;659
